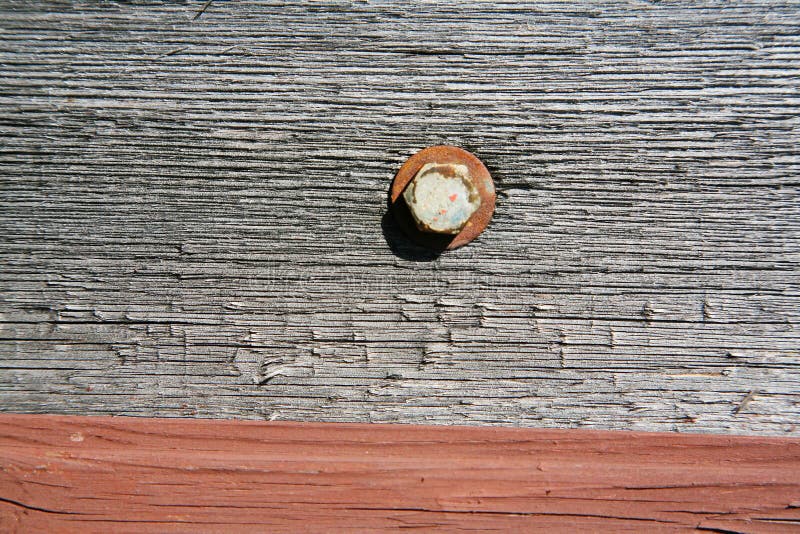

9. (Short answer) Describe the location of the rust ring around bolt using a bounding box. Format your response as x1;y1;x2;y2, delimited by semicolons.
389;145;496;251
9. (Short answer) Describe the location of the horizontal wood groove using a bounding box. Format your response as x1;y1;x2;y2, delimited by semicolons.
0;414;799;532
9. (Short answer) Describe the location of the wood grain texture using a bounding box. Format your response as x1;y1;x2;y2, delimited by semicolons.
0;1;798;434
1;415;799;533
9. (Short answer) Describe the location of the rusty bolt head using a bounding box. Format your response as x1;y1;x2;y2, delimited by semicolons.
402;162;481;234
390;146;496;250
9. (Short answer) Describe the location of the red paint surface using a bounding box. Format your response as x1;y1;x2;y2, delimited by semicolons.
0;414;798;533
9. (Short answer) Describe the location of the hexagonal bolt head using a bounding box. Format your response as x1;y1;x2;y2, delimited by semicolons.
402;163;482;235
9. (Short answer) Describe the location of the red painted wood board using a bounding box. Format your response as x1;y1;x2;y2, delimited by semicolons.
1;414;798;532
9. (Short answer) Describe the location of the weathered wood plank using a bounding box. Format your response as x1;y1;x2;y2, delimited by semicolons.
0;1;798;433
1;414;799;533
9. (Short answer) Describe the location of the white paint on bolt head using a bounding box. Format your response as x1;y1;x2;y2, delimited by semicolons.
402;163;481;234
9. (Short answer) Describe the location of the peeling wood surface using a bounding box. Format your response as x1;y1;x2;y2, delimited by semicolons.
0;1;799;434
1;415;799;533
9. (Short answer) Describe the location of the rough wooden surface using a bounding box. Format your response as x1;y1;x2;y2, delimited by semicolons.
0;1;798;434
1;415;799;533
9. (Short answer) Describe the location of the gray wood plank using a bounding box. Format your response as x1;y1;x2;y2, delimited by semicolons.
0;0;798;435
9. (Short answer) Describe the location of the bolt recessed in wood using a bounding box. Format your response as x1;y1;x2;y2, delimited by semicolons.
390;146;495;250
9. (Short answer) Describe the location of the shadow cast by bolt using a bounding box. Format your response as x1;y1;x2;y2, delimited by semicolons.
381;208;448;262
